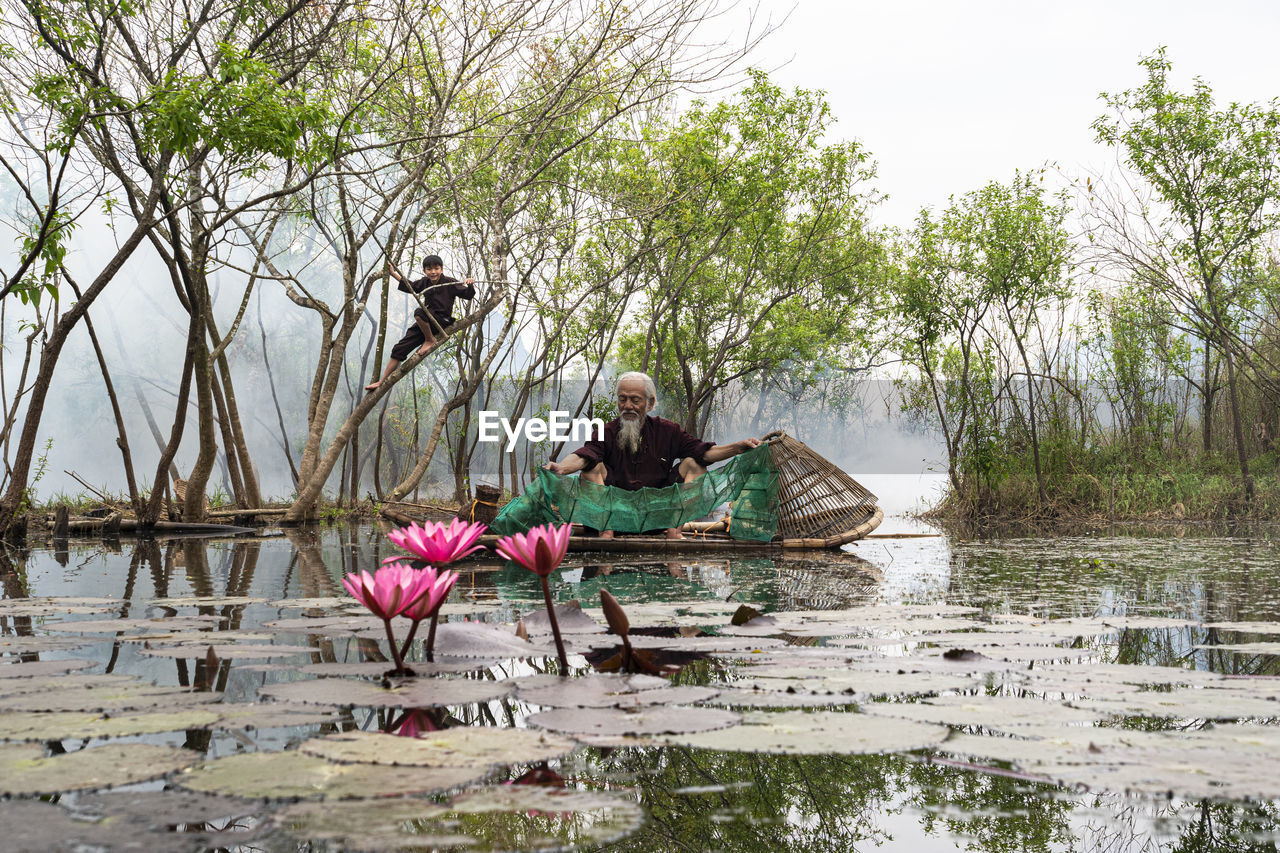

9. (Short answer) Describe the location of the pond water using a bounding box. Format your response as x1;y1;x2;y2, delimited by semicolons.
3;478;1280;852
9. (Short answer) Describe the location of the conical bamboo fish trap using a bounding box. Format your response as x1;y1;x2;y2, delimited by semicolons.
764;431;879;542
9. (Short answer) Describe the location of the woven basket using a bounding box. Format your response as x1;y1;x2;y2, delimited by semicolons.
763;432;879;540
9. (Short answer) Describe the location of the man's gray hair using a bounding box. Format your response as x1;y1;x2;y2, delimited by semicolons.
617;371;657;403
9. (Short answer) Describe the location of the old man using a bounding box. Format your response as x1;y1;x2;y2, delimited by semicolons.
544;371;760;539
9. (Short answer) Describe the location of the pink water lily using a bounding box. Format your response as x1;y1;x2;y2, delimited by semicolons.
495;523;573;673
494;523;571;577
400;566;459;622
342;563;435;620
342;562;437;674
397;565;460;662
387;519;487;565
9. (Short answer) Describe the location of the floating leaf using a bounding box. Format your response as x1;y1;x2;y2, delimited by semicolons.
264;615;381;634
0;637;89;653
0;673;138;697
0;708;222;741
862;695;1108;728
258;676;513;709
1068;689;1280;720
664;710;950;754
0;659;95;678
615;634;787;652
276;786;642;851
178;750;487;800
698;688;863;709
300;728;579;768
1203;621;1280;634
149;596;265;607
140;642;315;659
528;705;739;737
214;703;342;730
0;684;221;713
521;601;604;634
725;668;981;698
427;622;558;659
1195;642;1280;655
518;679;718;709
1031;662;1226;687
0;743;198;794
300;660;497;677
44;616;224;633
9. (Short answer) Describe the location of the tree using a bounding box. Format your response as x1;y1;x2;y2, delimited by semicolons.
618;72;883;435
1091;48;1280;502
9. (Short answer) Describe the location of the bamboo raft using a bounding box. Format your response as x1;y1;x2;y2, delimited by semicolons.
473;431;883;553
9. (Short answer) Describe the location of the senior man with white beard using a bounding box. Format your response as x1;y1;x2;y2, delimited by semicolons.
544;372;760;539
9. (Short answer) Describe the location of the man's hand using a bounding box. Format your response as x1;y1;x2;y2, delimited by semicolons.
464;276;475;285
544;455;587;476
739;437;761;451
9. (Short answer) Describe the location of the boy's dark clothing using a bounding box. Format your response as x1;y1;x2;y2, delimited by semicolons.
570;415;713;491
388;274;476;362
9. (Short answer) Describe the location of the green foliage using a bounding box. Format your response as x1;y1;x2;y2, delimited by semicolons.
894;172;1071;508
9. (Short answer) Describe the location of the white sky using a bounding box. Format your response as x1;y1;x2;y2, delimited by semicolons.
708;0;1280;227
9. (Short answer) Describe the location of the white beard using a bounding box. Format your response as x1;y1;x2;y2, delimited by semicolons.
618;413;643;455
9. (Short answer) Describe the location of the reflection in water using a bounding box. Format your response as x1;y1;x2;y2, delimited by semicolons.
3;526;1280;849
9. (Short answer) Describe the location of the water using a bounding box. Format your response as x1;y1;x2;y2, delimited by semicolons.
4;490;1280;851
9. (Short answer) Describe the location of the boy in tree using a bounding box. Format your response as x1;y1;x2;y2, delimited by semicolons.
365;254;476;391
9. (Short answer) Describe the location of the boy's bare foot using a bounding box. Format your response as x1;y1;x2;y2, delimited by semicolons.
598;530;615;539
665;528;685;540
417;341;437;356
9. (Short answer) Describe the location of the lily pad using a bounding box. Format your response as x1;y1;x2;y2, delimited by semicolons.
1203;621;1280;634
0;684;221;714
615;635;787;652
268;597;350;609
0;708;222;741
1068;690;1280;720
0;659;96;678
178;750;487;800
264;615;382;634
528;705;740;737
214;703;343;730
520;602;605;634
70;789;270;845
0;673;139;697
427;622;558;659
698;688;863;709
725;668;981;698
1195;642;1280;655
44;616;224;633
149;596;266;607
1030;662;1226;688
664;709;950;754
300;727;579;767
0;637;89;653
140;642;315;659
275;786;643;851
861;694;1109;728
258;676;514;709
300;660;498;677
518;679;719;709
0;742;198;794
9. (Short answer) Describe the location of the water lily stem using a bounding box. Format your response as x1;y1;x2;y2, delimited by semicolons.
540;578;569;674
425;610;441;662
398;619;422;664
383;617;407;674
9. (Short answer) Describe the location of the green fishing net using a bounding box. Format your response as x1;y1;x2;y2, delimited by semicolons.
490;444;779;542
